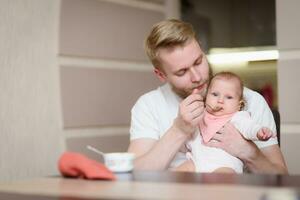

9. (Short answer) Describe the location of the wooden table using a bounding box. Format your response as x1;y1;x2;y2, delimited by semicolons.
0;171;300;200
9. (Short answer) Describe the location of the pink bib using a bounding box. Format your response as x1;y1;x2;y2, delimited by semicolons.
199;110;235;143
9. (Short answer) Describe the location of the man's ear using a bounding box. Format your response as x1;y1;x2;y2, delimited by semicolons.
154;68;167;82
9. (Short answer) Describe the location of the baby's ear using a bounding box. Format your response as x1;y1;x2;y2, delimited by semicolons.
239;100;245;110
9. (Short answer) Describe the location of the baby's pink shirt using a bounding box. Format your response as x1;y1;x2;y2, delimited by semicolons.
199;110;235;143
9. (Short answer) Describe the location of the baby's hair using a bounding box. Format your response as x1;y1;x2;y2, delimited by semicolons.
208;71;245;110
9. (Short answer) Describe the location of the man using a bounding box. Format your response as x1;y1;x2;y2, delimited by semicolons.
128;19;287;174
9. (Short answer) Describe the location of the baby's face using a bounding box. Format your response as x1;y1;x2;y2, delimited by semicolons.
205;78;241;116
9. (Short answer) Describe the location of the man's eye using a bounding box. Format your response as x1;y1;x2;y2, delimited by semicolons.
176;70;187;76
194;56;203;66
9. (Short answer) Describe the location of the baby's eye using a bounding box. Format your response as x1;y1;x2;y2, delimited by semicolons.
211;92;218;97
226;96;233;99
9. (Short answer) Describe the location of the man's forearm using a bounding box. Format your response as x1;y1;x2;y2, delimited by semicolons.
133;125;189;170
240;143;288;174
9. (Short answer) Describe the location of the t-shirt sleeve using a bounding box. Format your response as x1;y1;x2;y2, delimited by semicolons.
243;88;278;148
231;111;261;140
130;94;161;141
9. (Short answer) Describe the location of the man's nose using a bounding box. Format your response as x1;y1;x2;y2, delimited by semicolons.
190;67;201;82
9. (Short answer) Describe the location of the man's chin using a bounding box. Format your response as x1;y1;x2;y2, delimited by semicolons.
172;87;207;99
171;87;188;99
190;83;208;96
189;88;207;97
199;88;207;97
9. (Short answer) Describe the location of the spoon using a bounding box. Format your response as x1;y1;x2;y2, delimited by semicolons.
86;145;105;157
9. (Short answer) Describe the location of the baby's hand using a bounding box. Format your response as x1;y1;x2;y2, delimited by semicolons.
257;127;276;141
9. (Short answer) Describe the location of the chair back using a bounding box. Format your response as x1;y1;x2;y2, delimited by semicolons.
271;109;280;146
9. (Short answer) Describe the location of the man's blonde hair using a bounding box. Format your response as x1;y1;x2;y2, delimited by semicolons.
145;19;197;68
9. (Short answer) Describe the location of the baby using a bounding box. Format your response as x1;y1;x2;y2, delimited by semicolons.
200;72;275;143
183;72;276;173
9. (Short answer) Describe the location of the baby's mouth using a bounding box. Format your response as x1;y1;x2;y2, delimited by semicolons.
206;104;223;113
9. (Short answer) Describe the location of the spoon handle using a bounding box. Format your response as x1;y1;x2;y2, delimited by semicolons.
86;145;105;157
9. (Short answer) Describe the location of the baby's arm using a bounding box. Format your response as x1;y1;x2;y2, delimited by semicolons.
231;111;277;141
231;111;260;140
257;127;276;141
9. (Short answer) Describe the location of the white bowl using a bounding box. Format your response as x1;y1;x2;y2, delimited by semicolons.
104;153;135;173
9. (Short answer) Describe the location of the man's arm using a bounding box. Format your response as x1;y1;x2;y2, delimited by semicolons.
128;90;204;170
244;143;287;174
207;123;288;174
128;125;190;170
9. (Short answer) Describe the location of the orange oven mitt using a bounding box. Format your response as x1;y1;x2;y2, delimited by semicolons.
58;152;116;180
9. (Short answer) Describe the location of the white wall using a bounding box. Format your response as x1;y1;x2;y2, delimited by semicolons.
0;0;64;181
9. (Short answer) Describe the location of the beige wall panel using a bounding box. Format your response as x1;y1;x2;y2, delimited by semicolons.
60;0;164;61
276;0;300;175
277;60;300;123
0;0;64;181
276;0;300;49
61;66;160;128
66;134;129;162
281;133;300;174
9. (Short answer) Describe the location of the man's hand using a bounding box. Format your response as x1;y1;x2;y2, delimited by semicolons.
128;89;205;171
205;123;288;174
205;123;255;160
173;89;205;138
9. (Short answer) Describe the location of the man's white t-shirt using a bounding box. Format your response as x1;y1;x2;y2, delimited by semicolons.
130;83;278;168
